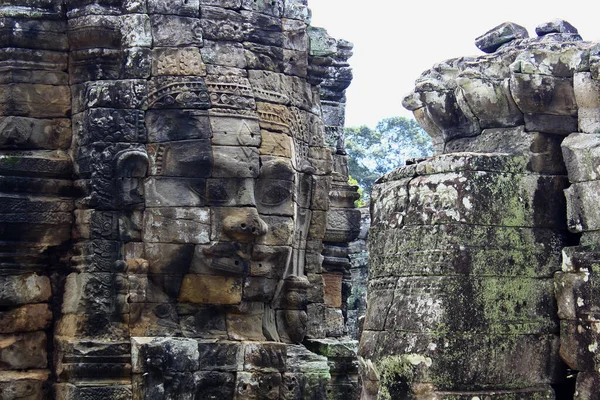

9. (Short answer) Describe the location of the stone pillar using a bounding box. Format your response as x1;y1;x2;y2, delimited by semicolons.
361;153;567;399
363;19;597;399
0;0;71;397
55;1;151;397
556;78;600;396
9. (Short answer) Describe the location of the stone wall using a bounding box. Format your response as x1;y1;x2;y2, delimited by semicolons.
0;0;361;398
360;20;600;399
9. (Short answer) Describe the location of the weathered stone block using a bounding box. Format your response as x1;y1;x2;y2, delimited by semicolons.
55;383;132;400
555;270;600;320
475;22;528;53
575;372;600;400
72;79;147;113
574;72;600;133
149;15;203;47
324;308;345;337
248;70;312;109
0;274;51;306
201;40;247;68
240;10;284;47
359;330;563;389
0;331;47;370
445;127;566;174
193;371;236;398
369;225;565;279
415;90;480;142
0;370;48;400
199;0;241;8
68;14;151;49
512;46;588;77
0;304;52;333
243;277;277;302
147;76;210;109
561;132;600;183
151;47;206;76
73;108;145;145
510;73;577;116
244;342;286;372
559;319;600;371
69;47;151;83
256;215;293;246
62;272;128;315
144;177;207;207
146;109;211;142
212;145;260;178
206;74;256;111
401;170;566;229
523;113;578;135
248;245;291;278
325;208;361;243
143;243;194;275
382;276;557;335
0;83;70;118
178;304;227;338
131;337;200;373
178;275;242;304
322;273;343;308
199;6;245;42
234;371;281;400
197;341;242;371
148;0;199;16
0;116;71;150
0;18;67;50
143;207;210;244
226;303;266;341
147;140;212;177
210;115;260;147
306;303;326;339
565;180;600;232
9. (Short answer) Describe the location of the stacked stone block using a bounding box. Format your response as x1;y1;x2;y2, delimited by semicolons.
0;0;363;398
554;71;600;397
362;154;567;399
0;0;72;398
54;1;152;397
360;19;600;399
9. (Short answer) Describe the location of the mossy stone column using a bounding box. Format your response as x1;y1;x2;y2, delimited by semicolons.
359;153;568;399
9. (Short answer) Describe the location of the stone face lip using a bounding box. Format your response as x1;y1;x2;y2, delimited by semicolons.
475;22;529;53
536;19;578;36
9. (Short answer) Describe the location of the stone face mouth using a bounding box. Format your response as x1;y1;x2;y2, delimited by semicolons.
202;241;251;275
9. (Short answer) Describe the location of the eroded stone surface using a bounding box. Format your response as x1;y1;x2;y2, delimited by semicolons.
0;1;359;399
366;19;600;399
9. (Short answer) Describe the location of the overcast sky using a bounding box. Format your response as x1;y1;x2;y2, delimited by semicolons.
308;0;600;128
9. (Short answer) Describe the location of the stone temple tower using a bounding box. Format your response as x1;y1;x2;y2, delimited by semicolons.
0;0;361;398
360;20;600;399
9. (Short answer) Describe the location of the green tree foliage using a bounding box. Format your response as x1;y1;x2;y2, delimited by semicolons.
345;117;433;197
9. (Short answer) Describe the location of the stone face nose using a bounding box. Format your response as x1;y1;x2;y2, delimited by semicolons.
221;207;268;242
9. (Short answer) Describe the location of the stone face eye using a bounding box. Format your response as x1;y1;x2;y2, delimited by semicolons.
258;181;291;206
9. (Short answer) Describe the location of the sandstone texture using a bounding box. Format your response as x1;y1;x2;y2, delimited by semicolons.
362;20;600;399
0;0;360;398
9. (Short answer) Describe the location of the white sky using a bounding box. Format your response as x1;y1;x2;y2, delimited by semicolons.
308;0;600;128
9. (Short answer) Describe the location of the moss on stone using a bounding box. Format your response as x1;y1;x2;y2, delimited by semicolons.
376;354;432;400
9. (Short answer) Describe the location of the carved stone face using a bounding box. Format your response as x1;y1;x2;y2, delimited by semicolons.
135;92;318;342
